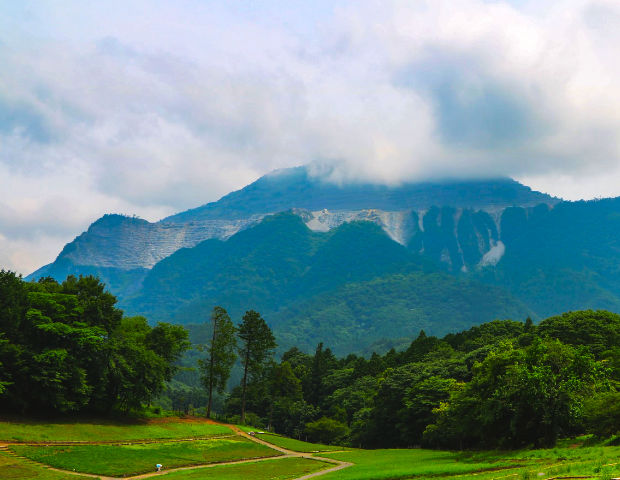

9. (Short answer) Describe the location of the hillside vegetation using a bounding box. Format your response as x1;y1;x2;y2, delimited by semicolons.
126;198;620;354
0;271;189;415
126;213;531;354
225;310;619;450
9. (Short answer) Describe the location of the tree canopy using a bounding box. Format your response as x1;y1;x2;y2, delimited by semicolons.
222;310;618;448
0;270;189;415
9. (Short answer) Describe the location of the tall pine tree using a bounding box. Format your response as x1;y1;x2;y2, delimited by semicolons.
237;310;276;423
199;306;237;418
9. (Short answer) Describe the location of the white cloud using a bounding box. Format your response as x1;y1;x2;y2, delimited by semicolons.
1;0;620;273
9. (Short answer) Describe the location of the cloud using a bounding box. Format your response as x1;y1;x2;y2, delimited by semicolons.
1;0;620;274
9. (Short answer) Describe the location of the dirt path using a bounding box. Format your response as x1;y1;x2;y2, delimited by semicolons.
294;460;353;480
0;421;354;480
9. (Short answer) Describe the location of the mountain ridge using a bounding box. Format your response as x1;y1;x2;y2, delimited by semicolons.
26;165;620;355
163;166;558;222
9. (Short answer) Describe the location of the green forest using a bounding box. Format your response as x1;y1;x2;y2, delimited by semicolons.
0;270;188;414
224;311;619;449
1;270;618;451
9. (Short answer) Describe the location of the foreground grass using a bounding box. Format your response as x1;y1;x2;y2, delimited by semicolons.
257;433;347;453
0;417;231;442
11;436;280;476
164;456;331;480
0;450;94;480
317;444;620;480
317;449;510;480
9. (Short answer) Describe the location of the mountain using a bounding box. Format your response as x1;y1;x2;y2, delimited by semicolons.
28;165;620;354
29;166;557;299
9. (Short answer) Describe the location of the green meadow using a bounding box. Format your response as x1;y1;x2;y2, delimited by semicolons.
257;433;347;452
0;450;93;480
316;443;620;480
1;418;618;480
11;436;280;476
0;417;231;442
163;457;332;480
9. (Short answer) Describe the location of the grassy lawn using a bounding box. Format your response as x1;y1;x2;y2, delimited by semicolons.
317;444;620;480
0;417;231;442
316;449;509;480
163;456;332;480
257;433;347;453
4;415;617;480
0;450;94;480
11;436;281;476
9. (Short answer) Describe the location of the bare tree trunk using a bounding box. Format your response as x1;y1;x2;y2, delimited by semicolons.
240;350;250;424
206;322;217;419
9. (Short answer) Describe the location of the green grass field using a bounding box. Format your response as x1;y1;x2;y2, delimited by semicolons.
0;450;94;480
316;444;620;480
11;436;281;476
0;417;231;442
3;418;618;480
163;457;332;480
257;433;347;452
316;449;507;480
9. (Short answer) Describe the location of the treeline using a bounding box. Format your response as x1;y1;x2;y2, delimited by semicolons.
2;270;618;449
221;311;619;449
0;271;188;414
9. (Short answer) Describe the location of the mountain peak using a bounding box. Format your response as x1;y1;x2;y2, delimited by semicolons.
163;166;558;223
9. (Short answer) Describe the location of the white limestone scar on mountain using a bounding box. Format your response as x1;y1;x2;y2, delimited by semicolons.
57;206;509;273
304;209;411;244
304;209;333;232
62;215;265;269
479;240;506;267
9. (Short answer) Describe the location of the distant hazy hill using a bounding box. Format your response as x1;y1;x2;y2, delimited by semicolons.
27;166;620;354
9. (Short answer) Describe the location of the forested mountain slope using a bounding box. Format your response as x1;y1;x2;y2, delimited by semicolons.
478;198;620;316
124;213;532;354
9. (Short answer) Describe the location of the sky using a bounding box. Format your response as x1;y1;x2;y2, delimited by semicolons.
1;0;620;275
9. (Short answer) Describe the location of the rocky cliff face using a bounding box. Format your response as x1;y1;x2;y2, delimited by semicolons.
53;213;265;269
300;205;520;272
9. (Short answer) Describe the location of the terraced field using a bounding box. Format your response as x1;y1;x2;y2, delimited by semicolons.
0;418;341;480
0;417;617;480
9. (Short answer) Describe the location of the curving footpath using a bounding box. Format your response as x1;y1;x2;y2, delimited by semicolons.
0;421;353;480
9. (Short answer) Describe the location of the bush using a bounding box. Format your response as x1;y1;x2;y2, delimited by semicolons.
305;417;349;445
583;392;620;438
